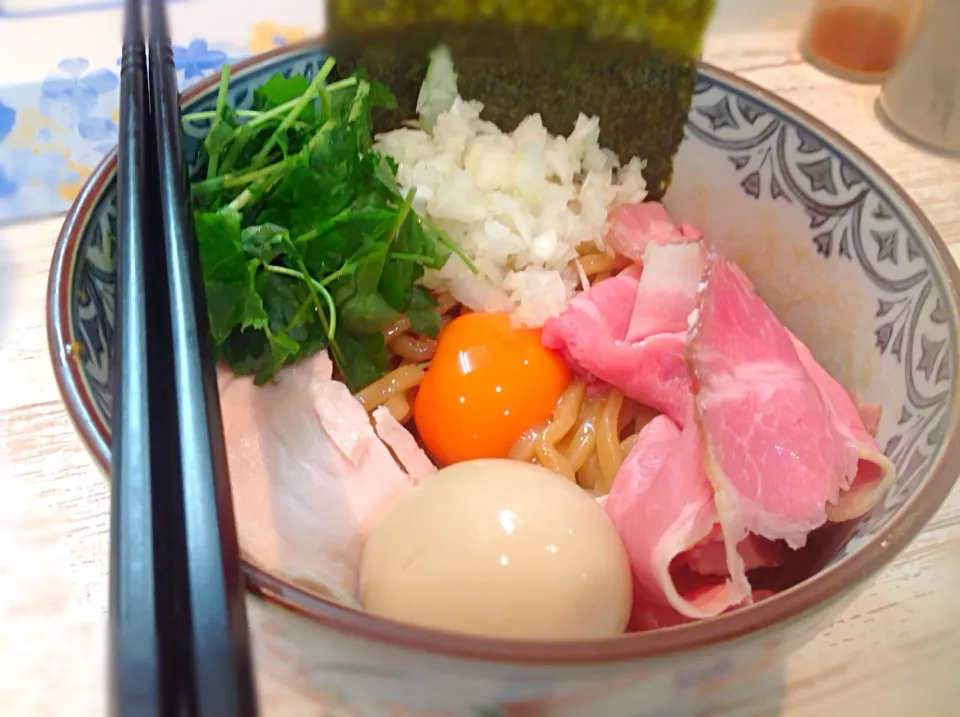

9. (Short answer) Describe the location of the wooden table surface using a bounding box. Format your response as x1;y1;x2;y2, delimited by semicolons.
1;28;958;717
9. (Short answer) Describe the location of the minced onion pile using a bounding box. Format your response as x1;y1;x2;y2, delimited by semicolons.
374;47;649;327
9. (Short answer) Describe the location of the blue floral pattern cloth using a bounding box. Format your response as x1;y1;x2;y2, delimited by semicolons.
0;36;248;224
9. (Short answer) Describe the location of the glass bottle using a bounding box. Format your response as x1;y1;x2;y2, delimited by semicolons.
879;0;960;155
800;0;921;83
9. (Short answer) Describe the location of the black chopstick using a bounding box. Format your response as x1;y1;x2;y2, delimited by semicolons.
110;0;259;715
145;0;259;712
109;1;162;715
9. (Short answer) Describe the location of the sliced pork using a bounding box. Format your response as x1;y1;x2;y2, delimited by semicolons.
541;268;691;424
687;244;864;551
604;414;752;620
606;201;697;261
218;352;414;606
549;202;898;632
683;527;789;577
626;241;705;343
789;338;895;521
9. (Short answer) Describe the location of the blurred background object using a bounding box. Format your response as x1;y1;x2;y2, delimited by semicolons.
879;0;960;156
0;227;10;349
0;0;321;228
0;0;187;17
709;0;814;33
800;0;919;83
0;0;111;14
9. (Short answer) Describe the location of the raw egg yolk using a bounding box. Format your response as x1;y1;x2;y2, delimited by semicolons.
413;313;572;466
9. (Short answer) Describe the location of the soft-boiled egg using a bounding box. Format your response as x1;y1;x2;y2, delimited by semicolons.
413;313;571;465
359;459;632;640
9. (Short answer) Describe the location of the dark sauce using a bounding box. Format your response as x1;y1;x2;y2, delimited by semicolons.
664;519;863;620
753;518;865;592
326;1;716;200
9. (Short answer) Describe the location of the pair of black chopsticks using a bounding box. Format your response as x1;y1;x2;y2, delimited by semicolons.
109;1;258;716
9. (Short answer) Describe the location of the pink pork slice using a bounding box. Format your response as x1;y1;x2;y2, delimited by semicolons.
687;244;866;552
542;267;691;425
623;240;891;527
789;338;895;522
626;241;706;343
605;414;752;619
218;352;415;607
606;201;698;261
683;526;789;577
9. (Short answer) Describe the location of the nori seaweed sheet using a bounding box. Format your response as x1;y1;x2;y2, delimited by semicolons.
326;1;715;200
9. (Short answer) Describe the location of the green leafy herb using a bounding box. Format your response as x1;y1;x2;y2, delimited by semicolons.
194;209;268;343
254;74;314;113
188;59;467;390
406;287;443;339
336;330;391;393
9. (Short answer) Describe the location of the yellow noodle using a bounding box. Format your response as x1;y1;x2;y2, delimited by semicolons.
383;393;411;424
508;423;544;462
383;317;411;342
537;439;575;481
578;452;605;493
594;270;611;283
621;434;638;455
355;364;425;411
545;380;587;440
389;334;437;362
596;389;626;494
534;380;586;481
564;393;605;474
577;252;630;276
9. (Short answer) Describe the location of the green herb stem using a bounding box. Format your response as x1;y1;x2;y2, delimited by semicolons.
250;57;337;170
265;264;338;341
192;156;296;195
285;297;314;334
218;122;253;176
184;109;255;122
206;66;232;179
184;109;311;129
324;76;358;94
385;188;416;247
187;77;357;136
245;97;300;128
305;119;336;154
347;80;371;123
388;252;444;267
228;174;283;214
318;262;358;287
247;77;354;129
421;214;480;275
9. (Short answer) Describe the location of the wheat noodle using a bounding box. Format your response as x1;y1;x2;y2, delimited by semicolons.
354;363;425;411
389;334;437;362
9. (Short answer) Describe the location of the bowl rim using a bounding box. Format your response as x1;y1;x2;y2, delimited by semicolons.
47;38;960;665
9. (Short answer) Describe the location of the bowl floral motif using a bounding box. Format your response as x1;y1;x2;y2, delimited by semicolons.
47;42;960;717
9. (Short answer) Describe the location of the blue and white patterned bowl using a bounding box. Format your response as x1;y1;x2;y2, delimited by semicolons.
46;42;960;716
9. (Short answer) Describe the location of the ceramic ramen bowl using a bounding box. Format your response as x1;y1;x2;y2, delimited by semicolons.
47;41;960;716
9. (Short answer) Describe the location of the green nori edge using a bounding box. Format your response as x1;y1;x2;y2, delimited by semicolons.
326;1;715;201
